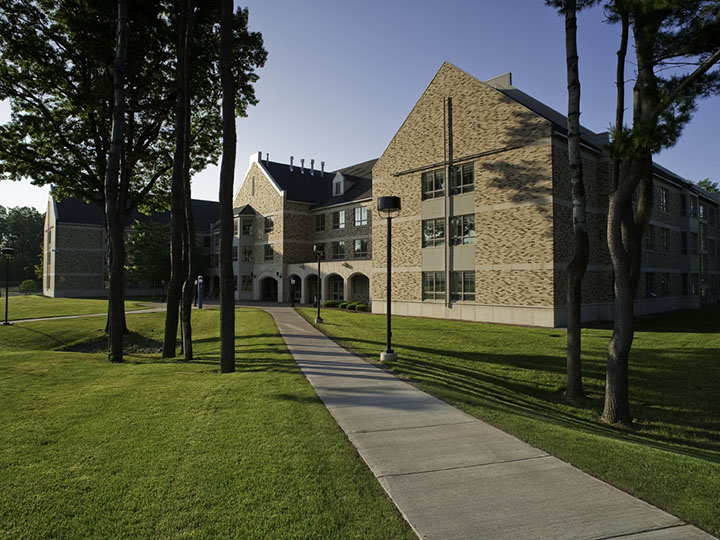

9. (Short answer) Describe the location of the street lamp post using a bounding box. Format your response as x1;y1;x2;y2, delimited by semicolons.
377;196;401;362
290;276;297;307
2;247;15;326
197;275;203;309
313;244;324;323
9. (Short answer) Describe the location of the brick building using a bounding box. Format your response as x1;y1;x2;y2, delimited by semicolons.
234;62;719;326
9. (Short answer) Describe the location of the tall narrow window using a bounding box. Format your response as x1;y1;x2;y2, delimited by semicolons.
264;216;274;233
644;225;655;251
690;232;698;254
659;187;669;213
450;271;475;301
450;163;474;195
422;272;445;300
422;218;445;247
690;196;698;218
353;239;368;259
314;214;325;232
421;169;445;200
241;245;253;262
264;244;273;261
660;228;669;252
450;214;475;245
332;210;345;229
332;241;345;260
354;206;368;226
645;272;656;298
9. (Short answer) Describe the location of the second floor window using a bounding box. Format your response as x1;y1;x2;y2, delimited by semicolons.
450;214;475;245
450;163;474;195
354;206;368;226
264;216;274;233
422;218;445;247
659;187;669;213
314;214;325;232
421;169;445;200
264;244;273;261
354;239;368;258
332;210;345;229
660;228;669;252
241;219;253;236
332;241;345;260
645;225;655;251
242;245;253;262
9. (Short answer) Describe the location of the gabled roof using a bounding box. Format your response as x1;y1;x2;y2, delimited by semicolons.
234;204;256;216
258;158;376;208
53;196;219;232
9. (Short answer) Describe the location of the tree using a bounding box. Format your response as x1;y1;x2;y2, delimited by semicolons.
0;1;266;359
0;205;44;282
603;0;720;425
218;0;236;373
125;221;171;291
697;178;718;193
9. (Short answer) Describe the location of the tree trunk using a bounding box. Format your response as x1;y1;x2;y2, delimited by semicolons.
219;0;236;373
563;0;587;401
179;0;195;361
104;0;128;363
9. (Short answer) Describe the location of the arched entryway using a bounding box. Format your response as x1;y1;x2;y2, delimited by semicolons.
327;273;344;301
260;276;279;301
349;273;369;304
305;274;318;305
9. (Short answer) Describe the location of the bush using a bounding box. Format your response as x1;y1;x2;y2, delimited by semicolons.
346;302;359;310
322;300;338;308
19;280;38;294
354;303;369;312
338;302;349;309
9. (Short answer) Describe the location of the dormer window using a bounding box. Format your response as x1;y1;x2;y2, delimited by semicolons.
333;174;344;196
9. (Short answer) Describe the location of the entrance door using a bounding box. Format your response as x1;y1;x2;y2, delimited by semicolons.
261;277;278;301
329;275;344;301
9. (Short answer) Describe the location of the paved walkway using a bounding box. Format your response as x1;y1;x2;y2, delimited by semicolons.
262;306;715;540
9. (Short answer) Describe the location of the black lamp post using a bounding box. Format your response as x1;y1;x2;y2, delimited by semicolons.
313;244;324;323
290;276;296;307
377;196;401;361
2;246;15;326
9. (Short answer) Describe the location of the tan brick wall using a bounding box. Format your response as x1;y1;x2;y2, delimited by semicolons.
55;224;104;249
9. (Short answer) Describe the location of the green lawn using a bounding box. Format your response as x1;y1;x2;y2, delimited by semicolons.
298;305;720;536
3;294;149;321
0;309;414;540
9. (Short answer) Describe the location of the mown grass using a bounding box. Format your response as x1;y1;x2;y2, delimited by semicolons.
297;305;720;536
3;294;148;321
0;309;414;540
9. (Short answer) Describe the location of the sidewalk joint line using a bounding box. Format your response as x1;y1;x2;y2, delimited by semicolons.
595;522;687;539
376;454;552;479
350;419;479;434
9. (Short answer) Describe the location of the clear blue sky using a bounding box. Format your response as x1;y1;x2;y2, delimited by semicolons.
1;0;718;212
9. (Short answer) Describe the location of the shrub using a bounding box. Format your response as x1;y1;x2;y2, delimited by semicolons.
322;300;338;308
346;302;359;310
354;303;369;312
338;302;349;309
19;280;38;294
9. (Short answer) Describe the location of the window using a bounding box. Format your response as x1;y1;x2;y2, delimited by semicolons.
450;214;475;245
333;176;344;196
422;272;445;300
241;219;253;236
421;169;445;200
241;274;253;292
690;196;698;218
314;214;325;232
699;203;706;221
354;239;368;259
691;273;699;295
241;245;253;262
645;272;656;298
332;210;345;229
700;254;707;285
660;272;670;296
264;216;274;233
354;206;368;227
232;246;238;262
660;228;669;252
422;218;445;247
690;232;698;255
682;274;688;296
644;225;655;251
659;187;669;213
332;241;345;260
233;218;239;236
450;271;475;302
679;194;687;216
699;223;707;251
264;244;273;261
710;239;716;265
681;232;688;254
450;163;474;195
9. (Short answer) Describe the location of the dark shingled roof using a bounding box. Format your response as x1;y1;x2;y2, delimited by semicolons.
259;158;376;208
54;197;219;232
234;204;256;216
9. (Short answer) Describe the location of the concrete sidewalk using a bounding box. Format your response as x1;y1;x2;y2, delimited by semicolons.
263;306;715;540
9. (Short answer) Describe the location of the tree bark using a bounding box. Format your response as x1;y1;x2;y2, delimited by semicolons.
104;0;128;363
563;0;587;401
179;0;195;361
219;0;236;373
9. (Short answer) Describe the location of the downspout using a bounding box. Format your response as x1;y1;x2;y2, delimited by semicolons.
444;97;453;308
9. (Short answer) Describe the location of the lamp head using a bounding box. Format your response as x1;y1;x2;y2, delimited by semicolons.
1;247;15;257
377;196;401;218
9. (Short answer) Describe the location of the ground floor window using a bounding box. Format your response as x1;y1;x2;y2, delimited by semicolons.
241;274;252;292
450;271;475;302
422;271;445;300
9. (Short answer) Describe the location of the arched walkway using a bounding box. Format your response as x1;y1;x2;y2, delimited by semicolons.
260;276;279;302
348;273;369;304
287;274;301;304
326;273;344;301
304;274;319;305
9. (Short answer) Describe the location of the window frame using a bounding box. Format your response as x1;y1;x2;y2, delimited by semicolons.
314;214;326;232
264;216;274;233
450;214;475;245
450;163;474;195
332;210;345;230
422;217;445;247
354;206;368;227
659;187;669;213
332;240;345;260
421;169;445;200
450;271;475;302
422;271;445;301
263;244;273;262
353;238;368;259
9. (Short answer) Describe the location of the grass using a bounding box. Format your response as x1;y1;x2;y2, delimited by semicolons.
3;294;149;321
0;309;414;540
297;305;720;536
